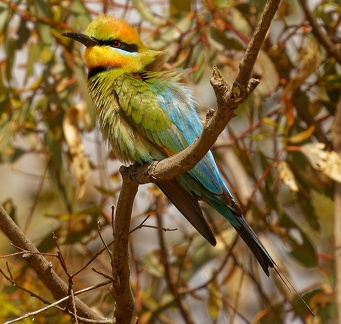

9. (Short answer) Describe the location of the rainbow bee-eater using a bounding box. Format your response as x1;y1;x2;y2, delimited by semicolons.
62;15;275;275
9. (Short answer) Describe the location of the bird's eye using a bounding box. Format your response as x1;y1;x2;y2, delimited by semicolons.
112;40;121;48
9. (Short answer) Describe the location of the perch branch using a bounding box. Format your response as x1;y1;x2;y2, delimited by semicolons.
110;1;282;323
128;0;281;184
110;167;139;324
0;1;282;323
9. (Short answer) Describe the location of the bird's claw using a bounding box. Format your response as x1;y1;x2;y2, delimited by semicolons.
147;161;159;181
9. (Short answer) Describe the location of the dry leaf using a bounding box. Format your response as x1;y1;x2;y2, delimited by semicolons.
277;160;299;192
282;93;296;127
253;49;280;98
63;104;90;197
285;37;321;95
301;143;341;182
287;125;315;143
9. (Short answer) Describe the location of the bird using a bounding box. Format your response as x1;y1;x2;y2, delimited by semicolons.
62;15;275;276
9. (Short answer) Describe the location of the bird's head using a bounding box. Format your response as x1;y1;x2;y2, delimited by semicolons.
62;15;161;77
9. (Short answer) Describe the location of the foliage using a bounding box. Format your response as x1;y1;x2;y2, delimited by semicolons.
0;0;340;323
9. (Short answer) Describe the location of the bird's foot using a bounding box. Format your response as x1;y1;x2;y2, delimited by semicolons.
146;161;159;182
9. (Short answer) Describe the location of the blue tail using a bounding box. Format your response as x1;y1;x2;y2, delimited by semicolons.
206;195;275;276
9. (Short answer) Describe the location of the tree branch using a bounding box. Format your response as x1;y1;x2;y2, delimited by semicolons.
127;0;281;185
0;206;106;323
110;167;138;324
109;1;282;322
1;1;281;323
235;0;281;86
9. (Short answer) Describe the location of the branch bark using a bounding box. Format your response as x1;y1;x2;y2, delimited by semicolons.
0;206;106;323
110;167;139;324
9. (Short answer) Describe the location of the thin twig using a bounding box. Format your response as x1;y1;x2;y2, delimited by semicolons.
3;280;113;324
98;221;114;264
155;195;194;324
24;164;48;233
0;206;106;322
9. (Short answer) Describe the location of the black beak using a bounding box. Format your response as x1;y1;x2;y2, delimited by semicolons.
61;32;99;48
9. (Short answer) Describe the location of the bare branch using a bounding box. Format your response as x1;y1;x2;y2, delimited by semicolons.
0;205;106;322
3;280;113;324
235;0;281;85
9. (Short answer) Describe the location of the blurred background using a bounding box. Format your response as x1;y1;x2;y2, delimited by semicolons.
0;0;339;323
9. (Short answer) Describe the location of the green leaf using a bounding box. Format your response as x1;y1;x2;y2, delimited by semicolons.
279;210;318;267
69;0;92;30
5;38;15;81
287;125;315;144
292;287;335;318
26;43;40;81
15;18;30;49
254;50;279;98
210;28;245;51
208;278;222;321
132;0;167;25
193;46;207;83
45;123;71;205
258;150;277;209
39;45;54;63
0;4;9;33
73;61;96;129
295;186;320;231
0;97;28;153
287;151;334;199
33;0;53;45
143;251;164;278
170;0;191;17
94;185;120;196
2;199;17;224
69;0;90;15
148;14;194;50
0;113;12;152
255;305;284;323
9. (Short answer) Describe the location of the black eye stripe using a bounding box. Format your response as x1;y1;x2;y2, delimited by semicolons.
94;38;138;53
120;42;138;53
